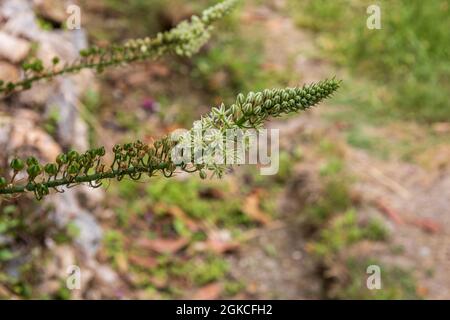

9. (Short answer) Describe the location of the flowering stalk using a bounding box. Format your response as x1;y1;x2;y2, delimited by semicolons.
0;79;340;200
0;0;239;95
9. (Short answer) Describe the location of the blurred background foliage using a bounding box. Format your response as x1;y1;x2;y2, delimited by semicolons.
289;0;450;122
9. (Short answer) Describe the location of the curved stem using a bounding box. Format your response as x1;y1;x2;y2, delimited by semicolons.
0;163;169;196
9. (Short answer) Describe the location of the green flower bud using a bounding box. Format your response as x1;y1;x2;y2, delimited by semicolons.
128;150;137;157
67;163;80;175
199;170;207;179
56;154;68;165
229;104;237;114
27;164;42;178
254;92;263;106
124;143;133;150
273;104;281;114
134;140;143;149
67;150;79;161
79;49;90;57
148;148;156;157
26;156;39;166
10;158;25;171
138;150;146;159
154;141;162;148
0;177;7;188
36;184;49;196
273;95;281;104
246;92;255;104
44;163;58;175
243;103;253;115
236;93;245;105
97;147;106;157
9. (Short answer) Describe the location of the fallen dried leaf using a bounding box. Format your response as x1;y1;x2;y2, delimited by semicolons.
410;218;441;234
242;191;271;225
206;239;240;254
205;229;239;254
199;187;224;200
416;285;429;298
432;122;450;134
374;199;404;225
156;203;200;232
193;283;222;300
129;254;158;269
116;253;129;273
137;237;189;254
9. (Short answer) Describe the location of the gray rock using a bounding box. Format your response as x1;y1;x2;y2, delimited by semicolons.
73;212;103;258
46;77;89;150
0;0;106;292
0;31;30;63
33;0;68;24
48;190;103;258
1;3;41;40
0;61;20;83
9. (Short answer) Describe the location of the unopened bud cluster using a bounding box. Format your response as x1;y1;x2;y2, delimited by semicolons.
0;0;239;95
0;77;340;199
181;78;341;177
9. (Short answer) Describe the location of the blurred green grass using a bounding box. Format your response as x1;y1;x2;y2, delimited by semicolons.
288;0;450;122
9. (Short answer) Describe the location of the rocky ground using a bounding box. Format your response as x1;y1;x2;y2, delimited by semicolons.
0;0;122;299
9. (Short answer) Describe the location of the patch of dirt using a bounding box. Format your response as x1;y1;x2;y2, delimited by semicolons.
228;221;321;299
349;149;450;299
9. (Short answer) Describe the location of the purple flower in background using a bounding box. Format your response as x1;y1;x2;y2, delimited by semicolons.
141;97;160;114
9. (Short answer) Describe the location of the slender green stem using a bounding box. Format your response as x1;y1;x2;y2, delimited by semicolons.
0;78;341;200
0;0;240;94
0;163;169;195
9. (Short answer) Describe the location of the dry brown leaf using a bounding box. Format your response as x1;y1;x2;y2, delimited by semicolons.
149;276;168;289
410;218;441;234
206;239;240;254
148;63;170;77
242;191;271;225
129;254;158;269
374;199;404;225
416;285;429;298
163;204;200;232
116;253;129;273
194;230;240;254
204;229;239;254
192;283;222;300
432;122;450;134
199;187;224;200
137;237;189;254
